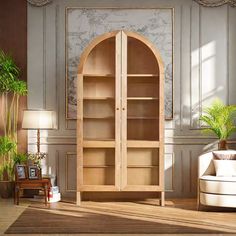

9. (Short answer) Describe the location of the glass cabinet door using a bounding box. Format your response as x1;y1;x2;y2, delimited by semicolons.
121;31;163;191
78;32;122;192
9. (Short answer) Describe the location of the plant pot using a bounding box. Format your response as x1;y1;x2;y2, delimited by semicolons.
0;181;14;198
218;140;228;150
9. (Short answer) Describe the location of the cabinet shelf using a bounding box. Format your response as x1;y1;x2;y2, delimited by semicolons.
127;74;159;77
127;140;160;148
84;165;114;168
84;116;114;119
83;97;115;100
84;74;158;78
84;74;114;77
83;139;115;148
84;138;115;141
127;165;159;168
127;97;159;101
127;116;158;120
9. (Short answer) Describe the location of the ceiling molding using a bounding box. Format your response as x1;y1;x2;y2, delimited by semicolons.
194;0;236;7
27;0;52;7
27;0;236;8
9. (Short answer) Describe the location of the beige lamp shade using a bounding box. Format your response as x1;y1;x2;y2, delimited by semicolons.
22;110;57;130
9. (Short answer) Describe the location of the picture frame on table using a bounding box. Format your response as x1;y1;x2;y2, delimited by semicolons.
15;165;27;180
28;165;41;180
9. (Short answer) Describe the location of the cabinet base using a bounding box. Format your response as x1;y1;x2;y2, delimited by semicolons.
76;191;165;206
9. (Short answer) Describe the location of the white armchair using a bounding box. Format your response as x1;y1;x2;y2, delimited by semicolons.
198;150;236;209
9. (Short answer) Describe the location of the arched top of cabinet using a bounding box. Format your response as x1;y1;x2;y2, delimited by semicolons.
123;30;164;73
78;30;164;75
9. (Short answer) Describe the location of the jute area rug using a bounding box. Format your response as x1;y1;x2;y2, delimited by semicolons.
5;201;230;234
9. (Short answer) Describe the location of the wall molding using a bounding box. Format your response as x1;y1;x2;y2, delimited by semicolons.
180;5;183;131
43;6;46;108
227;4;230;104
189;150;193;193
194;0;236;7
27;0;52;7
65;153;76;192
28;135;220;139
165;153;175;192
28;141;215;146
27;1;236;199
27;134;222;146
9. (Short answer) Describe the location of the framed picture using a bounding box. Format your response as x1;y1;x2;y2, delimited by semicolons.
28;165;41;180
16;165;27;180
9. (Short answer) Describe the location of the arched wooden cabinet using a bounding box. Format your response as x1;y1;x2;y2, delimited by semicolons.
77;30;164;205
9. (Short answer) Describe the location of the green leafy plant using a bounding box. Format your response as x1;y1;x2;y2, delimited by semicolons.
0;136;16;181
13;153;28;165
0;49;27;181
0;50;19;91
0;49;27;144
200;99;236;141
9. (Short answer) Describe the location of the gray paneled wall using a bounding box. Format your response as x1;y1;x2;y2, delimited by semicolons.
27;0;236;199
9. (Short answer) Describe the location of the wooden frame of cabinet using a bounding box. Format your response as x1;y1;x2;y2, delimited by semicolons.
77;30;164;206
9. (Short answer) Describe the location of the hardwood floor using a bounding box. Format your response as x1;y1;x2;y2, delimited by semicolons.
0;198;29;235
1;198;236;235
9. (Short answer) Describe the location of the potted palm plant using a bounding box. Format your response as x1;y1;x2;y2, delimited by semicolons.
0;49;27;197
0;136;16;198
200;99;236;150
0;50;27;142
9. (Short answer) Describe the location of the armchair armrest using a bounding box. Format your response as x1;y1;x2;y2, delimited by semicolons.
198;152;215;177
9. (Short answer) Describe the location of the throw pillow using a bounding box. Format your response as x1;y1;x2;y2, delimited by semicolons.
213;160;236;177
213;152;236;160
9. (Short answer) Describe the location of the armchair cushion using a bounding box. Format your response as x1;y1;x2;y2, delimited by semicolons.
200;175;236;182
213;151;236;160
213;160;236;177
200;193;236;208
200;175;236;194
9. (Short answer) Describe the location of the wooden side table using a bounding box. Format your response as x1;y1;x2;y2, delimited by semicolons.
14;178;51;205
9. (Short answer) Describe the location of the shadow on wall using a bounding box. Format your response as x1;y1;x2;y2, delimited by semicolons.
167;37;236;198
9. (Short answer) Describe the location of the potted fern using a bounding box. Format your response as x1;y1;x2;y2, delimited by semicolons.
0;49;27;197
200;99;236;150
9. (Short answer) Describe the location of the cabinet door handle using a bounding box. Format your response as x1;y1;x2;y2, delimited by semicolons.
116;108;119;111
122;108;125;111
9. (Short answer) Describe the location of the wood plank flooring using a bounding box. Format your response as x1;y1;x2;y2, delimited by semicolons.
0;198;28;235
1;198;236;235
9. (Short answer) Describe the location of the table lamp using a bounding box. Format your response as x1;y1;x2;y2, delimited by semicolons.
22;109;57;153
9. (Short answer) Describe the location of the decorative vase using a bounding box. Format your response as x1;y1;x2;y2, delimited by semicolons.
218;140;228;150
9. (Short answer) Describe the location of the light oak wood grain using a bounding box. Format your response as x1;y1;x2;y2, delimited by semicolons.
77;30;164;205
